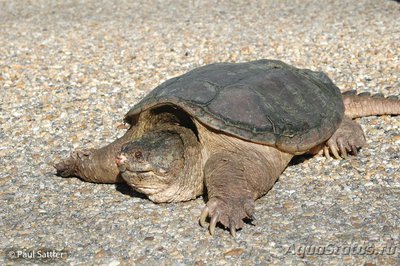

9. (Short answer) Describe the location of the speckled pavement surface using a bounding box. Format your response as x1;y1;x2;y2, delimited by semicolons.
1;0;399;265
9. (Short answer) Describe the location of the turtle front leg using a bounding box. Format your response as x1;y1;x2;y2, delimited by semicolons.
199;153;256;237
322;116;366;159
54;125;135;183
199;142;293;236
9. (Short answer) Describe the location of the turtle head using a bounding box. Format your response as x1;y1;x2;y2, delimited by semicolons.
115;130;185;201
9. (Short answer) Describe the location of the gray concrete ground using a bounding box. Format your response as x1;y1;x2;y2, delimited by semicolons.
1;0;399;265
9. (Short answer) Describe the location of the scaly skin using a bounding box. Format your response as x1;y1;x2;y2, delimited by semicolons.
320;116;366;159
195;121;293;236
116;124;204;203
321;92;400;158
54;91;400;236
54;125;136;183
343;91;400;118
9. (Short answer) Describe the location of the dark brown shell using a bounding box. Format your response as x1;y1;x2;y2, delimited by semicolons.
125;59;344;153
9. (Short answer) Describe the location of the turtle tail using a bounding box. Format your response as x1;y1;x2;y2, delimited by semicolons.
342;90;400;118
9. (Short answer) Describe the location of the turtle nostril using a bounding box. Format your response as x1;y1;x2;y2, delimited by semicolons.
115;154;127;166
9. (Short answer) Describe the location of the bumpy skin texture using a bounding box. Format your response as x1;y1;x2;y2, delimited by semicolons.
55;125;136;183
115;124;204;203
193;120;293;236
54;60;400;236
322;116;366;159
343;91;400;118
321;91;400;159
117;131;185;197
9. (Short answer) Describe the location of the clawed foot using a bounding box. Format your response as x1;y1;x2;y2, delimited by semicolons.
54;149;93;177
323;136;361;159
199;197;255;237
322;117;366;159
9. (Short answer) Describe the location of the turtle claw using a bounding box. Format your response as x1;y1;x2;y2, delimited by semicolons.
322;117;366;159
338;143;347;158
199;206;209;228
323;146;331;159
199;205;220;235
325;136;362;159
209;213;219;235
199;197;254;236
230;222;237;237
327;141;342;159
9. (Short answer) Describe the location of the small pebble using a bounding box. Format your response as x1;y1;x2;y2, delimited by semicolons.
1;1;398;265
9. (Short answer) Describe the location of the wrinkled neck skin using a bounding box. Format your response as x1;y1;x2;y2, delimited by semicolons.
129;110;293;203
147;125;204;203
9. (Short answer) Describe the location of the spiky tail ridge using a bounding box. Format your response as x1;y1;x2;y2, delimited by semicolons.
342;90;400;119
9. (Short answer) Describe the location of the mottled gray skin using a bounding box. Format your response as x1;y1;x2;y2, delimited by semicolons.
55;59;400;236
117;130;186;198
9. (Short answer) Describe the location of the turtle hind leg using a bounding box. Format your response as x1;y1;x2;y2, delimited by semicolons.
323;116;366;159
54;126;135;183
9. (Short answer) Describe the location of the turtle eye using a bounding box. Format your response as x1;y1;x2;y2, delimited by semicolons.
134;150;143;159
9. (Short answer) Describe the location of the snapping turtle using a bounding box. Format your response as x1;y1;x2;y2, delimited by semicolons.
55;59;400;236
